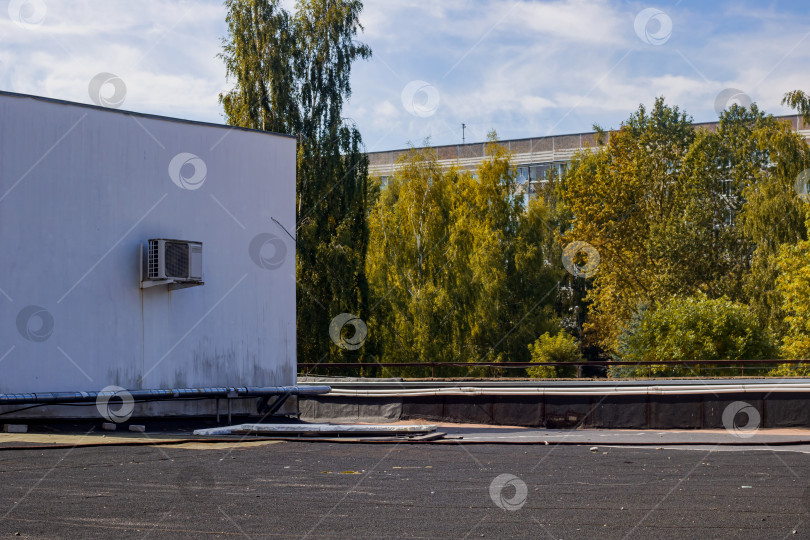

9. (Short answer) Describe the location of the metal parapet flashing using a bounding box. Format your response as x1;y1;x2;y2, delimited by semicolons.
298;379;810;429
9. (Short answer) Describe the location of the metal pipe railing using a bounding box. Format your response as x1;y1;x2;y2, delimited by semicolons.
298;359;807;378
0;386;332;406
299;360;805;368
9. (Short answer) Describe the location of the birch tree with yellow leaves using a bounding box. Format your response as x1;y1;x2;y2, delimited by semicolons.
366;134;563;375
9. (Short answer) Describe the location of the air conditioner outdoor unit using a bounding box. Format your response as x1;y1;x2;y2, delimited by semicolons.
147;239;203;282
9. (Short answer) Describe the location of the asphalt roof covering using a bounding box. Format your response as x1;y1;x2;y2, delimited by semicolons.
0;440;807;538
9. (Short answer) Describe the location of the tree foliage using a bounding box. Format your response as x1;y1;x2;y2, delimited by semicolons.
782;90;810;124
527;331;583;378
560;97;809;357
775;232;810;361
366;135;564;375
611;295;777;377
560;98;695;352
220;0;372;365
769;205;810;377
217;8;810;382
220;0;296;133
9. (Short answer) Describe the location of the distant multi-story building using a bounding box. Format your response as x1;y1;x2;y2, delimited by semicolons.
367;115;810;194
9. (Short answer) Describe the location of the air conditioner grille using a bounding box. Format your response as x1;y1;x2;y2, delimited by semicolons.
165;241;190;278
147;240;160;279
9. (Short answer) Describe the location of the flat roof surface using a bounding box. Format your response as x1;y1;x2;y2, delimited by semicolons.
0;90;296;140
0;437;807;538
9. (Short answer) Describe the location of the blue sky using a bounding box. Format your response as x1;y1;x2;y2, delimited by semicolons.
2;0;809;150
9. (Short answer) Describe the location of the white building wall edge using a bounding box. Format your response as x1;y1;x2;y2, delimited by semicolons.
0;94;297;416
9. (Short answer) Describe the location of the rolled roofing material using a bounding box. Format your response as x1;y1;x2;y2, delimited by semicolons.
194;423;438;436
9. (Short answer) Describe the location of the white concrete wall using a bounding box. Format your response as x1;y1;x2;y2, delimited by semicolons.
0;92;297;415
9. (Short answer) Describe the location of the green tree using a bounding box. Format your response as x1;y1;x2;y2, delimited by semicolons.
737;112;809;335
782;90;810;123
767;89;810;375
560;98;809;356
365;145;454;373
219;0;296;133
774;229;810;363
769;206;810;375
611;295;778;377
527;331;583;378
366;135;563;375
559;98;696;353
220;0;372;366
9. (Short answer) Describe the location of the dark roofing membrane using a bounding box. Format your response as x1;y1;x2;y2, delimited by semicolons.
0;89;296;140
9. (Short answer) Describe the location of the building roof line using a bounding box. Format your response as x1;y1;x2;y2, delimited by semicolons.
0;89;297;140
368;114;803;156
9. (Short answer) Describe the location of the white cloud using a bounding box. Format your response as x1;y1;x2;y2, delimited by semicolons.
508;0;627;45
1;0;227;123
347;0;810;146
371;100;400;128
2;0;809;148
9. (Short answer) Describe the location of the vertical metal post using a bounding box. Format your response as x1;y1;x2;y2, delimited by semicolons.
216;398;220;424
228;398;232;425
